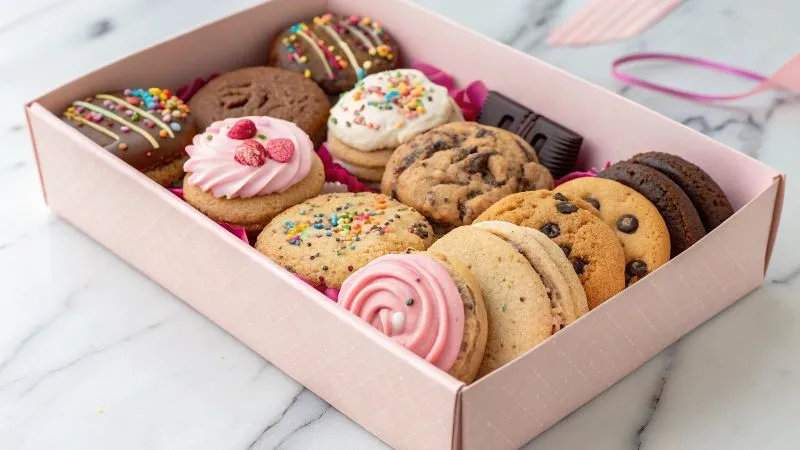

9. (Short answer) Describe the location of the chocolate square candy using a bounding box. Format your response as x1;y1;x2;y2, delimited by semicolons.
477;91;583;179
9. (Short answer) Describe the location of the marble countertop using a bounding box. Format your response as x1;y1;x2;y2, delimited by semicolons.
2;0;799;448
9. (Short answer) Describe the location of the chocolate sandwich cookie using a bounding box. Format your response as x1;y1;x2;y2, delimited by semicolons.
599;161;706;257
629;152;733;231
475;190;626;310
381;122;554;230
188;67;329;149
62;87;196;186
269;13;400;96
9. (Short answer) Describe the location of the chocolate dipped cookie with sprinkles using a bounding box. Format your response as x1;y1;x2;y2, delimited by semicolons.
269;13;400;95
62;88;196;186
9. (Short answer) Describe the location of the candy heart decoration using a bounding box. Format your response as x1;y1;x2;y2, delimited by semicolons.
264;138;295;163
227;118;257;140
233;139;267;166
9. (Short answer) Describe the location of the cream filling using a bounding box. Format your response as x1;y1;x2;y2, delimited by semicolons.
504;240;567;335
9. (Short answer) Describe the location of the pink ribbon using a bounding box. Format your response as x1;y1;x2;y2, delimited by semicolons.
411;62;489;121
177;74;218;102
612;52;800;102
169;188;249;243
317;145;377;193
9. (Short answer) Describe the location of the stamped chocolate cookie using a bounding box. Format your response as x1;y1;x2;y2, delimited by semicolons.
599;161;706;257
62;87;195;186
188;67;329;148
556;177;670;285
269;13;400;95
381;123;555;229
475;190;626;309
255;192;434;288
629;152;733;232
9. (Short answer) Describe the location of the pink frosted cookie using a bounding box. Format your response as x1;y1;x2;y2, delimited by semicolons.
183;116;325;234
338;252;488;383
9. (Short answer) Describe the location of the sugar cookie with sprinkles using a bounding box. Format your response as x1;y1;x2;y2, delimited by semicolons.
327;69;463;182
269;13;401;95
183;116;325;235
256;192;435;289
61;88;196;186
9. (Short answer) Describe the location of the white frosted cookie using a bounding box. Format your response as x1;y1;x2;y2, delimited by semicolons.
328;69;462;152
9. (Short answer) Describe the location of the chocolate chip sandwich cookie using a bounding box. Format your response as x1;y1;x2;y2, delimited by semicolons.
556;177;670;285
327;69;463;182
430;222;588;377
475;190;626;310
382;122;554;231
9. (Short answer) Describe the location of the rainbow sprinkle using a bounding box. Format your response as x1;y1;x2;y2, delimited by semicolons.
284;197;391;251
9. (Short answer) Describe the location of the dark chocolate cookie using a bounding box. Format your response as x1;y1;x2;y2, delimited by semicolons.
62;87;196;186
599;161;706;257
630;152;733;232
381;123;554;229
268;13;400;95
187;67;329;149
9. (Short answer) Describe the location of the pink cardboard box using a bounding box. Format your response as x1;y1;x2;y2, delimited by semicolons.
24;0;785;448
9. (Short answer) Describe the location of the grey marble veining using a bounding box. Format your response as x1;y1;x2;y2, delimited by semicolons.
2;0;800;449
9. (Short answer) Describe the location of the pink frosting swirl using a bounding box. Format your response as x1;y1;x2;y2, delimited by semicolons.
338;253;465;372
184;116;313;199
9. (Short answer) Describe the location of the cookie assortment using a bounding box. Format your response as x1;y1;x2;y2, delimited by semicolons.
67;10;735;382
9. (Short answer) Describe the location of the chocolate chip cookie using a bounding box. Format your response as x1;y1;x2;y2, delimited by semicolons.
381;123;555;230
556;177;670;285
269;13;401;96
188;67;329;148
629;152;733;232
599;161;706;257
475;190;626;309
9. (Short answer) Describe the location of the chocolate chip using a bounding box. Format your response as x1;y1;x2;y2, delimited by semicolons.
540;222;560;238
616;214;639;233
475;128;489;138
466;190;481;200
626;260;648;277
432;139;448;151
468;152;492;173
585;197;600;210
560;245;572;257
556;202;578;214
572;258;588;275
553;193;568;201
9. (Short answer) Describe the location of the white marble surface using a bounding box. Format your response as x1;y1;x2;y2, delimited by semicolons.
2;0;800;449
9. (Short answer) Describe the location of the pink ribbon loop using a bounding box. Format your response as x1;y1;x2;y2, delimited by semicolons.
612;52;800;102
411;61;489;121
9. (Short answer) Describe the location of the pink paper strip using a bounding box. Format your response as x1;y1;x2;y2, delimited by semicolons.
548;0;683;46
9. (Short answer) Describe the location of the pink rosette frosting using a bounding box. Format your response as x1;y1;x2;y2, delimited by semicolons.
184;116;313;199
338;253;465;372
